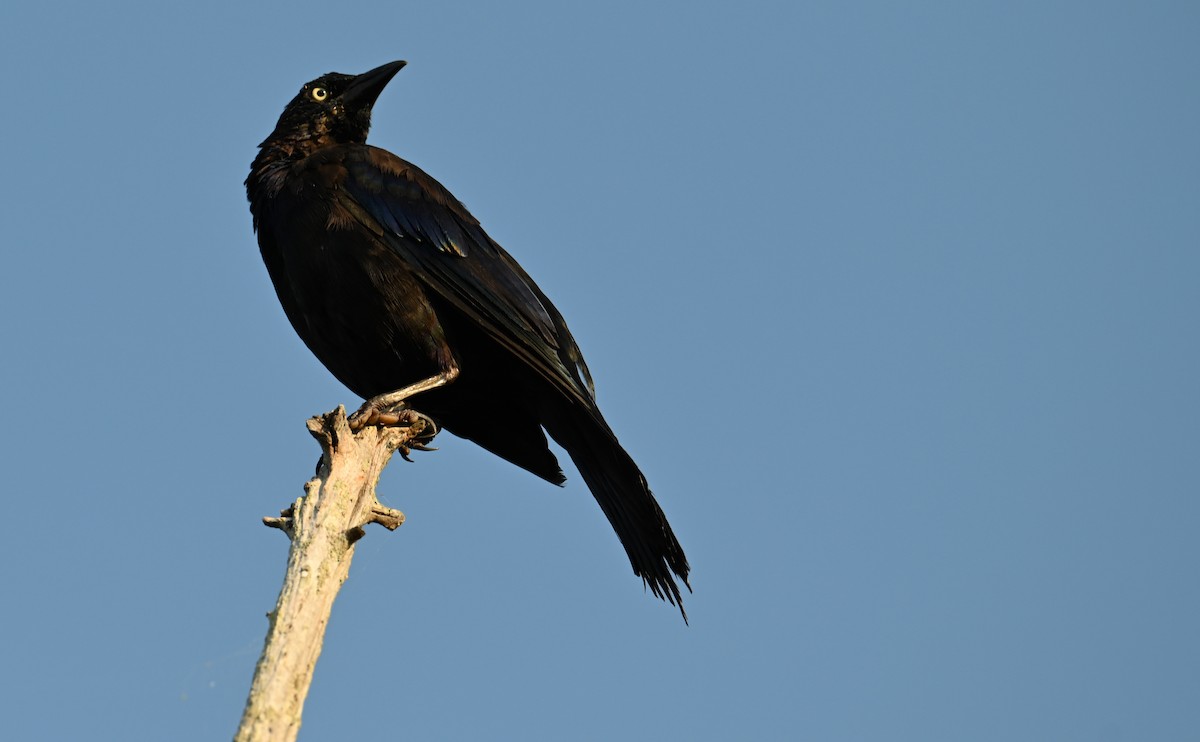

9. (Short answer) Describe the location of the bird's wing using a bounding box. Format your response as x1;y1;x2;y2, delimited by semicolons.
317;145;597;406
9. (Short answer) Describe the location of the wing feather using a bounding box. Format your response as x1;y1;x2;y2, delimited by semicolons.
322;145;595;405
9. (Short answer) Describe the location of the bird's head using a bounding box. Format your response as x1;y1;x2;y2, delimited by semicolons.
261;60;406;151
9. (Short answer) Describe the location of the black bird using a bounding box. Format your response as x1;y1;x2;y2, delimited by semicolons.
246;61;690;617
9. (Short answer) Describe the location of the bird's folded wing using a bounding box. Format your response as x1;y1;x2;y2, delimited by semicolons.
325;145;597;406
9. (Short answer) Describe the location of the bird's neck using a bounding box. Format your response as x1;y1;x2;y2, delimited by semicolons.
254;135;317;167
247;134;328;200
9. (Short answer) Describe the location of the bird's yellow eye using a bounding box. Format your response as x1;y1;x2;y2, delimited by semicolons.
310;87;329;102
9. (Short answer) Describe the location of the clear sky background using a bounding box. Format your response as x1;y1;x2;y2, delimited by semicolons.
2;2;1197;740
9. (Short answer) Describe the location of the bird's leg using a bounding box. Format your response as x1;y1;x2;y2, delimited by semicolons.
348;365;460;433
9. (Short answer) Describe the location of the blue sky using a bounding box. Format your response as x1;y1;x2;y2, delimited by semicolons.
2;2;1197;740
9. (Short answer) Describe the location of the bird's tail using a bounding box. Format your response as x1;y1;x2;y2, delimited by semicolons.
542;403;691;621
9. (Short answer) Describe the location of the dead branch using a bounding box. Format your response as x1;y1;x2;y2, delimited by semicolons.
234;406;431;742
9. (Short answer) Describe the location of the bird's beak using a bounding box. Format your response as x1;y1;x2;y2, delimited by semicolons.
342;60;407;110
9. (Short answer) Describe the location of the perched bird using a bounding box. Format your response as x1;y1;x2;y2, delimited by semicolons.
246;61;690;617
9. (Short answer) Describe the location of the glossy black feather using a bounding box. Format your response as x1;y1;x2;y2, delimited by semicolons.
246;61;690;616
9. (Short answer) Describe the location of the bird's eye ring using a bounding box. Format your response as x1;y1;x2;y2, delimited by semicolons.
311;87;329;102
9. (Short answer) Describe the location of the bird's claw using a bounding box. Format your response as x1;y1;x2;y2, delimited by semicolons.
349;403;439;462
348;403;393;431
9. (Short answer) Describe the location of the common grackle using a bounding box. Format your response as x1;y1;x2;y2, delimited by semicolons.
246;61;690;618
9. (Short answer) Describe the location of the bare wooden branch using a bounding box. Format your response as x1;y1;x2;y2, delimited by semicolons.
234;406;430;742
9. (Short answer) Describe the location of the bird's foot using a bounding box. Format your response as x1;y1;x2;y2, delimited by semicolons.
349;402;439;461
349;400;402;431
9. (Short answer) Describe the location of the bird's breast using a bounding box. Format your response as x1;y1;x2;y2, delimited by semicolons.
263;204;452;399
